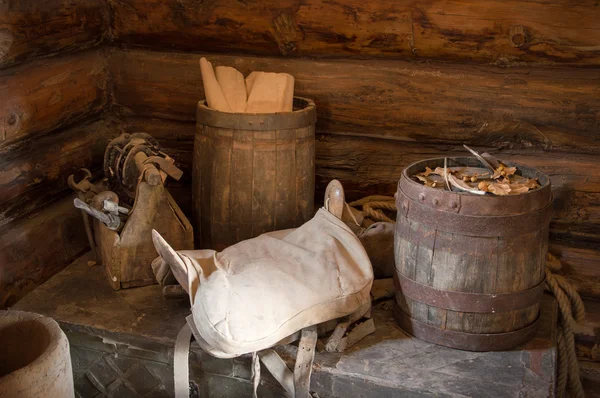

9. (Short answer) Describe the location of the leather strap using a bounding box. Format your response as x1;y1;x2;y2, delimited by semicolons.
252;352;260;398
174;323;193;398
259;349;295;396
294;326;318;397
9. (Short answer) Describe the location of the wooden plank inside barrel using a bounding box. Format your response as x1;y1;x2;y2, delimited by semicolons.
394;157;552;351
194;97;316;250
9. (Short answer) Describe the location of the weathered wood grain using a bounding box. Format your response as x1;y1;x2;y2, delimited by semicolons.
193;102;315;250
574;298;600;361
317;134;600;298
110;49;600;154
109;0;600;66
0;118;112;227
0;195;88;308
117;117;600;248
395;157;549;346
551;244;600;299
315;134;600;238
117;116;600;296
0;0;107;68
0;50;108;145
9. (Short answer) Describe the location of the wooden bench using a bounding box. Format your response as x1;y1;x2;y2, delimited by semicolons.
15;253;557;397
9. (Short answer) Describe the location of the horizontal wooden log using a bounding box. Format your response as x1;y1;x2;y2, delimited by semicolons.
574;298;600;360
111;49;600;154
552;244;600;300
0;118;113;227
315;133;600;297
0;0;107;68
120;117;600;243
0;50;108;145
0;195;89;308
119;116;600;296
110;0;600;66
314;133;600;228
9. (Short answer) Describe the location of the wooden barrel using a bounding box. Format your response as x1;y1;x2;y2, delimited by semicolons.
394;157;553;351
193;97;316;250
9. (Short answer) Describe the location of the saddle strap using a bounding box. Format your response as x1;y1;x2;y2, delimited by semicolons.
174;323;319;398
252;352;261;398
174;323;193;398
258;349;295;396
294;325;318;397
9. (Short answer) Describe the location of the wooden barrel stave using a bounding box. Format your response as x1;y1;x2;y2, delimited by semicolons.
395;221;545;333
293;126;316;227
194;98;316;250
394;157;552;351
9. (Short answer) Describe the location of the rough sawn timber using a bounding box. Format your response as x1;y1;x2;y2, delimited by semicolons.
109;0;600;66
0;0;107;68
110;49;600;155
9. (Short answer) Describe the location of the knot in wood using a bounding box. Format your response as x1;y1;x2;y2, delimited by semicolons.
509;25;527;48
272;14;299;55
2;111;21;137
7;113;17;126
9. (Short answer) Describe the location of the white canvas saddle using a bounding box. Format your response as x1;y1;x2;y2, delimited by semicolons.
152;180;374;397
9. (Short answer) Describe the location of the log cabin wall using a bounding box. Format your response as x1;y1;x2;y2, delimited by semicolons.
0;1;112;307
106;0;600;300
0;1;599;309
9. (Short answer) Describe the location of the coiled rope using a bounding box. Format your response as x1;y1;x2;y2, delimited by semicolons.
348;196;396;223
545;253;585;398
349;195;585;397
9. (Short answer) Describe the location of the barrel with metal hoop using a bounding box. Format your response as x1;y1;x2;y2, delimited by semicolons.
194;97;316;251
393;157;553;351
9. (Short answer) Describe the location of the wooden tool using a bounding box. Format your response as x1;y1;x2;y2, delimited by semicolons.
77;133;194;290
68;168;100;263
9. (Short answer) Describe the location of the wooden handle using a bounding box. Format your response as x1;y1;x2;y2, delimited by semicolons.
134;151;162;186
324;180;345;220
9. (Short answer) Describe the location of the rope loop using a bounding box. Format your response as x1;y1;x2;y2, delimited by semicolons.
349;196;396;223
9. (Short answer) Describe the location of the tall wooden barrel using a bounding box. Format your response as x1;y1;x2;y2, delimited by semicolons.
394;157;553;351
194;97;316;250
